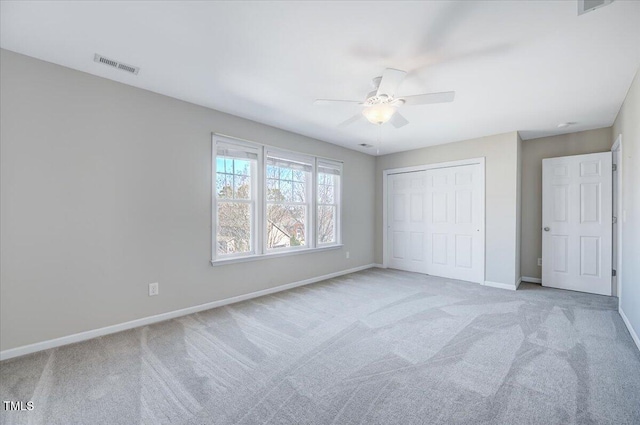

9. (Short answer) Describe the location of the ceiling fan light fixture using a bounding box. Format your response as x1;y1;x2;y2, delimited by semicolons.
362;103;396;125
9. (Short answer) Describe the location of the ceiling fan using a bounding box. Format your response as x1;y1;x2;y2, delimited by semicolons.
314;68;455;128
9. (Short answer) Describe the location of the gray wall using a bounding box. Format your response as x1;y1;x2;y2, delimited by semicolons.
612;68;640;343
0;49;376;352
375;132;521;287
520;127;613;281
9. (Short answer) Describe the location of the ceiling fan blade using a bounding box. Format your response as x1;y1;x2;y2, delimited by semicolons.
401;91;455;106
338;114;363;127
376;68;407;97
314;99;362;106
390;112;409;128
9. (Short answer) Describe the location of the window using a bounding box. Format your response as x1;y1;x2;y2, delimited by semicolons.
317;160;342;245
212;135;342;263
266;152;312;250
214;142;258;258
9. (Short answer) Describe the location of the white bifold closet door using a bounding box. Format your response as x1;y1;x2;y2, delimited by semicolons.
387;170;430;274
387;163;484;283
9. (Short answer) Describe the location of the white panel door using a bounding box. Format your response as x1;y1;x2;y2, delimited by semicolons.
387;171;429;273
425;164;484;283
542;152;612;295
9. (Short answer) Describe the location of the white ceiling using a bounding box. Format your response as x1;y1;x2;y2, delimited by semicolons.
1;1;639;155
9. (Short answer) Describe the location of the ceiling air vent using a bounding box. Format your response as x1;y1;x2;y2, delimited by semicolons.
578;0;614;16
94;54;140;75
359;143;374;148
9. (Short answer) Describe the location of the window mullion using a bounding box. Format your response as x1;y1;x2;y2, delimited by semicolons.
258;146;265;255
312;157;318;248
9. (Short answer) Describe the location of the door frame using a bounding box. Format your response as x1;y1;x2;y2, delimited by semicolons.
612;134;623;304
382;157;486;282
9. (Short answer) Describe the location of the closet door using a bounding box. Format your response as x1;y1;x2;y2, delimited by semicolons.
425;164;484;283
387;171;429;273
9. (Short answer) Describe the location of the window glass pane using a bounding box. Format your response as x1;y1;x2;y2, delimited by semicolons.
217;174;234;199
234;175;251;199
234;159;250;176
318;183;334;204
317;163;340;245
293;170;305;182
217;202;251;254
216;173;227;197
266;178;278;201
217;156;255;200
225;158;234;174
318;205;336;244
318;173;337;204
279;167;292;180
293;183;306;202
216;158;225;173
215;142;257;258
267;165;278;179
280;180;293;202
267;205;306;249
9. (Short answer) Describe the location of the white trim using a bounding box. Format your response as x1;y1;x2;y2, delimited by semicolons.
522;276;542;284
483;280;519;291
611;134;622;152
0;264;376;362
373;263;386;268
382;157;486;281
611;134;623;305
384;158;486;176
211;244;342;266
620;307;640;353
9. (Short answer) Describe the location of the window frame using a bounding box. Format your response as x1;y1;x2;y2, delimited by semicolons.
316;160;343;247
211;134;343;265
264;149;315;253
212;137;262;262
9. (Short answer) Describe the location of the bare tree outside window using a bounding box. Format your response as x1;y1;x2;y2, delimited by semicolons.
213;137;341;261
216;157;254;255
266;158;310;249
317;164;340;244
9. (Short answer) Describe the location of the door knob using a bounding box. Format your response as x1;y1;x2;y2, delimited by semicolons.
544;227;550;232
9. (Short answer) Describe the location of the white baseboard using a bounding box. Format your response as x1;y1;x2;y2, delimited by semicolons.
522;276;542;284
515;277;522;290
619;307;640;353
373;263;386;268
483;280;519;291
0;264;376;362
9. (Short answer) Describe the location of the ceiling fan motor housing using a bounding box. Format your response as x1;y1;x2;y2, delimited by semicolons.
365;92;404;107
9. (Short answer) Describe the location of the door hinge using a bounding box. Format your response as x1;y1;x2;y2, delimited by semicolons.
613;216;618;224
613;164;617;171
612;269;617;277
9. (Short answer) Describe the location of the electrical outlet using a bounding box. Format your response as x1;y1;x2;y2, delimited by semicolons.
537;258;542;267
346;251;350;259
149;282;159;296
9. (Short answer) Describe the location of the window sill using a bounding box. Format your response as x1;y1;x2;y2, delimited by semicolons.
210;244;343;266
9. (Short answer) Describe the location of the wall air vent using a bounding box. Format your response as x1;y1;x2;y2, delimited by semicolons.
578;0;614;16
93;54;139;75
